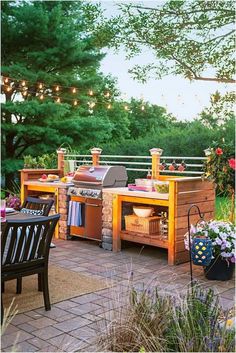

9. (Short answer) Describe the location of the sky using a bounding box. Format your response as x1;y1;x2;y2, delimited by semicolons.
99;1;232;121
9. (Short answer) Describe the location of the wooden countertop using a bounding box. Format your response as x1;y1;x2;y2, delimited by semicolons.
103;187;169;200
24;180;74;188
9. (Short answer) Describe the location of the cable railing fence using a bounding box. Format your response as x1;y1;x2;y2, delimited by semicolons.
64;153;207;177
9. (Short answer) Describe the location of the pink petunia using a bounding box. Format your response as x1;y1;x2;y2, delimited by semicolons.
215;147;223;155
228;158;236;170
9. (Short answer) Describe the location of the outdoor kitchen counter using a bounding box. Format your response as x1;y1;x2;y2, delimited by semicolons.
104;178;215;265
21;180;74;240
103;187;168;200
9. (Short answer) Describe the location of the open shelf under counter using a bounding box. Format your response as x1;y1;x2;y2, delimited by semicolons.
109;177;215;265
120;230;168;248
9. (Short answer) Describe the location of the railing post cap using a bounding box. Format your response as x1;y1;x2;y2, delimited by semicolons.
90;147;102;155
57;148;67;154
149;148;163;156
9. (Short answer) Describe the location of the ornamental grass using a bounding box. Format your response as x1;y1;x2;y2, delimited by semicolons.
97;283;235;352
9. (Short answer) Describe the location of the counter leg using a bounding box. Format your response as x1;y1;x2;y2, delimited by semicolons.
168;181;175;265
112;194;121;252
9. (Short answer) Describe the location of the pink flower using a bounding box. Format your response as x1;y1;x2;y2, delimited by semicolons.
215;147;223;155
228;158;236;170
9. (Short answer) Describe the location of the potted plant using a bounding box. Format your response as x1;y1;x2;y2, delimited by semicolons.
185;220;235;281
203;140;235;222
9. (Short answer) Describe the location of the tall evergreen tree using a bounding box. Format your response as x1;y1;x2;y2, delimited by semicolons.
1;0;118;188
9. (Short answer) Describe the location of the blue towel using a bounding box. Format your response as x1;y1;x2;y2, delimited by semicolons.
68;201;82;227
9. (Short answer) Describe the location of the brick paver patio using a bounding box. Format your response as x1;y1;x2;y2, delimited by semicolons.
2;238;235;352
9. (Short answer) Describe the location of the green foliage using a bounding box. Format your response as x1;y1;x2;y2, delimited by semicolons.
203;140;235;194
23;153;57;169
215;197;231;221
87;1;235;84
98;283;235;352
1;0;120;188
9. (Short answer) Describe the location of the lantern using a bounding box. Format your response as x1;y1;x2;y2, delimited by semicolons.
191;237;212;266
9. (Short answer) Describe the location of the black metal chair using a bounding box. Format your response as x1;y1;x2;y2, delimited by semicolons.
20;196;54;216
1;214;60;323
14;196;55;294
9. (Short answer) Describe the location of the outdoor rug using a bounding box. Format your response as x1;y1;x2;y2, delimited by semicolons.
2;265;109;314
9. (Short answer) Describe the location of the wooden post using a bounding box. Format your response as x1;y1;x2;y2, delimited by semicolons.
149;148;163;179
90;147;102;166
112;194;121;252
57;148;66;176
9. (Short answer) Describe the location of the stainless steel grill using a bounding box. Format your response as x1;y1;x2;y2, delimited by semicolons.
67;165;127;242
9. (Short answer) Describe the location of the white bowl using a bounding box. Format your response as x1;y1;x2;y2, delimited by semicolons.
133;206;154;218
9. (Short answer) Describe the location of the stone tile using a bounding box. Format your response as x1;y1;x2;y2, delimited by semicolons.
8;341;38;352
37;344;60;352
35;306;69;319
11;313;35;326
48;333;83;351
71;293;103;304
54;299;79;310
2;323;19;335
220;288;235;300
1;330;33;349
28;317;57;329
31;326;63;340
68;303;101;315
55;312;77;323
19;323;38;334
53;316;91;333
27;337;52;349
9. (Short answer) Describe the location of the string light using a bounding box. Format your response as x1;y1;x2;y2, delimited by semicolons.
88;101;96;108
38;83;43;89
4;77;9;84
6;86;12;92
22;91;28;97
55;97;61;103
39;94;44;100
88;89;94;96
124;105;129;111
72;87;77;94
107;103;112;109
21;80;26;87
73;99;78;106
104;91;110;98
55;85;60;92
141;105;145;111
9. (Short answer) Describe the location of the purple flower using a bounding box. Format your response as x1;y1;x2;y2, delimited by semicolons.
230;256;235;263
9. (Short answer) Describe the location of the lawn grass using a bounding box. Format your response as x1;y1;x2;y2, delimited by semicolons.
215;196;231;221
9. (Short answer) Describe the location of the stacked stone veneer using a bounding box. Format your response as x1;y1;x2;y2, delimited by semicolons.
58;187;70;240
102;192;114;250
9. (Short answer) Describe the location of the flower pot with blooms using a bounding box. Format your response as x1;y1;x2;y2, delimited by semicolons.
203;140;235;222
185;220;235;281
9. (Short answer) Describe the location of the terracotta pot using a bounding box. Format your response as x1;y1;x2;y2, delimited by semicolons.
204;256;235;281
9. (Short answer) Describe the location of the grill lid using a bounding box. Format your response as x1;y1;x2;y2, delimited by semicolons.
72;165;127;188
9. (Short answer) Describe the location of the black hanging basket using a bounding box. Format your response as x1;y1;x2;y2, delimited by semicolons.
204;256;235;281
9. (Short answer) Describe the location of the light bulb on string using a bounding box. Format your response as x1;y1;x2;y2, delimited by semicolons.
141;105;145;111
72;87;77;94
21;80;26;87
22;91;28;97
73;99;78;106
88;101;95;108
107;103;112;109
38;83;43;89
88;89;94;96
4;77;9;84
124;104;129;111
39;94;44;100
55;97;61;103
6;86;12;92
55;85;60;92
104;91;110;98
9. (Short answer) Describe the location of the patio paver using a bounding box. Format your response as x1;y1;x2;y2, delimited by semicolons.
1;238;235;352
